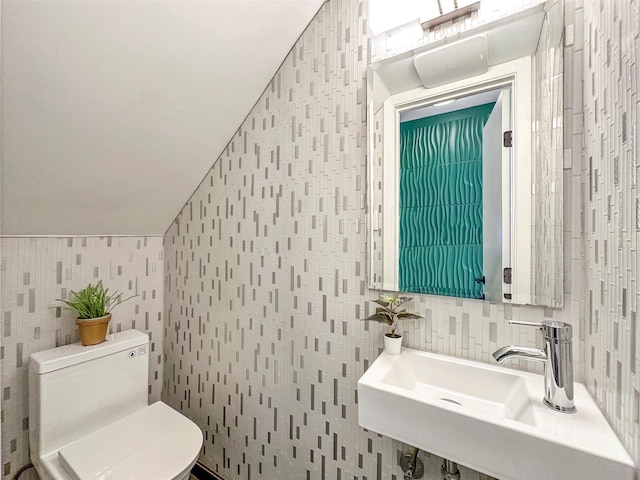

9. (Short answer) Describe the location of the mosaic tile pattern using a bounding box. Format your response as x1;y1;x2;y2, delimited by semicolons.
582;0;640;464
163;1;583;478
0;236;164;479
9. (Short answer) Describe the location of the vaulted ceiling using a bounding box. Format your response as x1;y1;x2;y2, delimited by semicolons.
1;0;325;236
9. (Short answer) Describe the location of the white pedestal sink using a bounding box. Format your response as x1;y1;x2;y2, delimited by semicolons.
357;347;635;480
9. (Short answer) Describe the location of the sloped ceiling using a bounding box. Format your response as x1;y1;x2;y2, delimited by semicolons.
1;0;325;236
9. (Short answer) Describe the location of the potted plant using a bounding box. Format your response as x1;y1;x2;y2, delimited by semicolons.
363;295;423;355
56;281;136;346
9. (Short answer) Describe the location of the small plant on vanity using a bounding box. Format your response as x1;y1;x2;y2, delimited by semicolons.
363;295;423;355
56;281;136;346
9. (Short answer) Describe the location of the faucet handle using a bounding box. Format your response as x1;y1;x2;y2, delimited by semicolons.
509;320;572;341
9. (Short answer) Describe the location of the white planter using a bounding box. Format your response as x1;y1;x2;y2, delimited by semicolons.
383;334;402;355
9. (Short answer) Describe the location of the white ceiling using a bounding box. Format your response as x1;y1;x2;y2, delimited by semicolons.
1;0;325;236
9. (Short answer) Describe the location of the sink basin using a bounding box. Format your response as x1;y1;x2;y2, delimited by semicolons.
358;347;635;480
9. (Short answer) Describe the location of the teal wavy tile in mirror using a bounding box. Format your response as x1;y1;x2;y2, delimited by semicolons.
399;103;494;299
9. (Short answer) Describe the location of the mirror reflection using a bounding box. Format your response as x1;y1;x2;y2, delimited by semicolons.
367;0;564;307
399;88;506;301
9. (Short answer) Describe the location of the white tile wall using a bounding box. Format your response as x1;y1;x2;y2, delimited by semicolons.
581;0;640;464
162;1;585;479
0;236;164;479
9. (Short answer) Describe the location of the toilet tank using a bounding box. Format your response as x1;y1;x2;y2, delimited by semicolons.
29;329;150;457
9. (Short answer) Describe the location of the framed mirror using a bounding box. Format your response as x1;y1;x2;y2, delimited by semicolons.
367;0;564;307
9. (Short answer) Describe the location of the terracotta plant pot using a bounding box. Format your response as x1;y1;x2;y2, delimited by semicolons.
383;333;402;355
76;313;112;346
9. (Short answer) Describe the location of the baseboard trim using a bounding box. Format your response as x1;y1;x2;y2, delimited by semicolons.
191;461;225;480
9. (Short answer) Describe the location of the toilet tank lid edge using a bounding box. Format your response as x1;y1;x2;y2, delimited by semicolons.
30;329;148;374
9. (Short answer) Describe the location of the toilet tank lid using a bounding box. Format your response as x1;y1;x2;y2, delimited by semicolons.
30;329;149;374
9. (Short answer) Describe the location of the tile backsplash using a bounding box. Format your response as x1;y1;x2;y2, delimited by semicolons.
0;236;164;479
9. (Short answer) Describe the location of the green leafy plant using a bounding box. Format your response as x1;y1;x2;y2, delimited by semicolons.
56;281;136;319
363;295;423;337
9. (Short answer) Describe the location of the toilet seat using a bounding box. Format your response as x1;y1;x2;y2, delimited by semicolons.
57;401;202;480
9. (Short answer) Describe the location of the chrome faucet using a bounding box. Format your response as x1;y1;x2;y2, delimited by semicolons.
493;320;576;413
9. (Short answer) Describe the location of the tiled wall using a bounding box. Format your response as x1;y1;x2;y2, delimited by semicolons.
8;2;639;480
581;0;640;464
162;1;583;479
0;236;164;479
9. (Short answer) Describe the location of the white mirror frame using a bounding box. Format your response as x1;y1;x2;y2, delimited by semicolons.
368;56;533;304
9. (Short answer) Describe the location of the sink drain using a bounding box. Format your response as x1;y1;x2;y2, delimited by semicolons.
440;398;462;406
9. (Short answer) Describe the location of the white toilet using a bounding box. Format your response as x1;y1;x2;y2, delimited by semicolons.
29;329;203;480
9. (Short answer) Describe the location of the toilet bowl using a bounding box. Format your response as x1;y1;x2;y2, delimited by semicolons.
29;329;203;480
